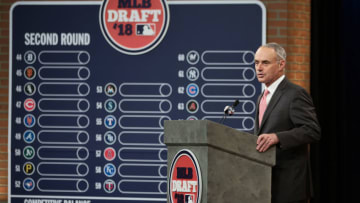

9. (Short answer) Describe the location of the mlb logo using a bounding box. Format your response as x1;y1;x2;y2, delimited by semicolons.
185;194;195;203
23;178;35;191
23;162;35;175
186;83;199;97
136;24;156;36
24;82;36;96
186;100;199;114
104;163;116;177
105;99;116;113
104;132;116;145
169;150;202;203
24;98;36;112
24;66;36;80
104;147;116;161
186;51;199;65
105;83;117;97
24;114;36;128
100;0;169;54
23;130;35;143
103;179;116;193
104;115;116;129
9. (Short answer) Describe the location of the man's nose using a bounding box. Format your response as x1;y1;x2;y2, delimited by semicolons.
256;65;263;71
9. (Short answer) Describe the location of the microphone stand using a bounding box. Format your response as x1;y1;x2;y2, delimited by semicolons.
219;113;227;124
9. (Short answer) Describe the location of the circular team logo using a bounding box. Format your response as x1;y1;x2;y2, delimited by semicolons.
24;66;36;80
23;130;35;144
186;51;199;65
24;82;36;96
24;114;36;128
104;147;116;161
169;149;202;203
186;83;199;97
104;131;117;145
104;115;117;129
23;162;35;175
23;146;35;160
24;98;36;112
105;99;117;113
104;179;116;193
186;100;199;114
24;51;36;64
186;67;199;81
104;163;116;177
105;83;117;97
99;0;170;55
23;177;35;191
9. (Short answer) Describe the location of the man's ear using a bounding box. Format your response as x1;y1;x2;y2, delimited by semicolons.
278;59;286;71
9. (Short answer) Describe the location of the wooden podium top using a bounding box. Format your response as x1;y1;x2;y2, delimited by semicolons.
164;120;275;167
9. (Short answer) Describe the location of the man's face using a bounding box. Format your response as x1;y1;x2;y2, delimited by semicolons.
254;47;285;87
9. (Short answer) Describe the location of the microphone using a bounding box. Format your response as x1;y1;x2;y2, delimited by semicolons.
224;100;239;115
219;100;239;124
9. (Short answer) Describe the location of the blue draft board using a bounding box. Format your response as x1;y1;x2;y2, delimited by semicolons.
9;1;265;202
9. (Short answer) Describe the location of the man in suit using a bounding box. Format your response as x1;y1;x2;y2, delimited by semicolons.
254;42;321;203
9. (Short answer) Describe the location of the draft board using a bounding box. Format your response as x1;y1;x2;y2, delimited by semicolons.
8;1;265;202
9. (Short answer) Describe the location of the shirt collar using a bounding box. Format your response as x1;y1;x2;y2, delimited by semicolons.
265;75;285;94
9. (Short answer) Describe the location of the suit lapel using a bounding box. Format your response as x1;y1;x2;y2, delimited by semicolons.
258;78;288;134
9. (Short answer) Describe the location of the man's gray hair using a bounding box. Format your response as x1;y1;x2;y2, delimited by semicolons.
261;42;287;61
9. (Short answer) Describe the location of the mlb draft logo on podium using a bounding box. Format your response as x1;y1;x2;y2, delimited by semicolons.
100;0;170;55
169;149;202;203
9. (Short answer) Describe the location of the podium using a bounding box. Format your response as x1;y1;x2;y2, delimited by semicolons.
164;120;275;203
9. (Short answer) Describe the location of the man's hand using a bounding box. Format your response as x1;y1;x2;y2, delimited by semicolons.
256;133;279;152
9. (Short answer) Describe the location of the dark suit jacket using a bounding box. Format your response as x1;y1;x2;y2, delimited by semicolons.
254;78;321;203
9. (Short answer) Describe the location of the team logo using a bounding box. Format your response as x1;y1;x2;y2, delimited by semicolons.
104;163;116;177
23;114;36;128
187;116;198;120
136;23;156;36
186;67;199;81
23;146;35;160
186;100;199;114
104;115;117;129
24;98;36;112
23;177;35;191
169;149;202;203
186;83;199;97
104;131;116;145
24;66;36;80
23;162;35;175
104;147;116;161
24;51;36;64
105;99;117;112
99;0;170;55
23;130;35;143
186;51;199;65
105;83;117;97
24;82;36;96
104;179;116;193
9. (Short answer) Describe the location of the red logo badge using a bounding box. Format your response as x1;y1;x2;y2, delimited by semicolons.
100;0;170;55
24;98;36;112
169;149;202;203
104;147;116;161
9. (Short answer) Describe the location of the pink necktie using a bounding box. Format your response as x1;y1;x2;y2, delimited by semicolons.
259;89;269;125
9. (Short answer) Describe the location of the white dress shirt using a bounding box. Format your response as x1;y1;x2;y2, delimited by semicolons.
263;75;285;105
